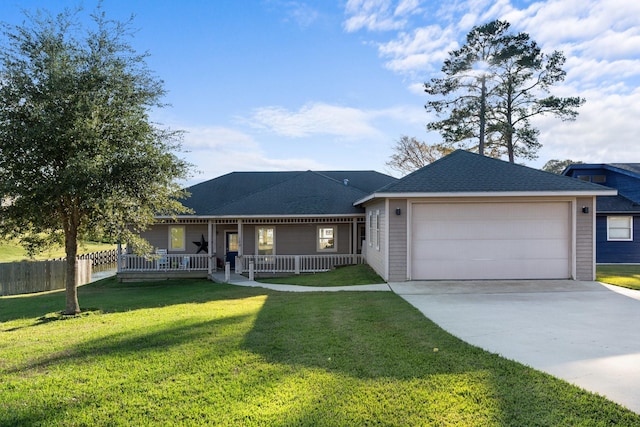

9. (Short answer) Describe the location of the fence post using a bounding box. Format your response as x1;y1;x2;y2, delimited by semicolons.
249;261;254;281
295;256;300;275
235;256;241;274
225;262;230;283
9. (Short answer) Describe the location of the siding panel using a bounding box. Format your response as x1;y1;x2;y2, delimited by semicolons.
576;197;594;280
388;199;407;281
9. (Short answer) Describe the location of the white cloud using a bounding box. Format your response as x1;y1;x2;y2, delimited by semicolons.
343;0;424;32
377;25;458;74
284;2;320;29
177;126;327;184
533;86;640;164
246;103;384;138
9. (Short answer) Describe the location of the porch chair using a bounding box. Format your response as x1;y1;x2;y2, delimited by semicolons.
180;256;191;270
156;249;168;270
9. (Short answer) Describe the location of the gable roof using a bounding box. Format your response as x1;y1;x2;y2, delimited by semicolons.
356;150;616;204
179;170;397;217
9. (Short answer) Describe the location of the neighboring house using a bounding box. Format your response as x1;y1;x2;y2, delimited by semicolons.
355;150;615;282
563;163;640;263
117;170;398;281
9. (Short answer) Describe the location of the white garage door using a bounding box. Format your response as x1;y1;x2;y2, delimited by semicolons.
411;202;571;280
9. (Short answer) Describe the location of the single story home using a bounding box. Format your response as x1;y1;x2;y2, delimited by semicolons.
117;170;398;281
117;150;615;282
563;163;640;263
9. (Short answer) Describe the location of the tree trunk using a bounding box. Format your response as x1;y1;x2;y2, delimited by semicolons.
63;212;81;315
478;77;486;156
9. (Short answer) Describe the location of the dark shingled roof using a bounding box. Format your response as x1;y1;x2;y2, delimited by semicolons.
607;164;640;176
375;150;613;194
597;195;640;213
182;170;397;216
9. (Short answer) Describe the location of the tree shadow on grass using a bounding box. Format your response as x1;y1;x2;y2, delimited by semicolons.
0;277;264;325
2;311;258;426
241;291;640;425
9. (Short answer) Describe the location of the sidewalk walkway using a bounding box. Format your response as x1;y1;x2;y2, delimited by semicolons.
209;272;391;292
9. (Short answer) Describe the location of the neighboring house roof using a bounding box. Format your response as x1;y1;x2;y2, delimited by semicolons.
179;170;398;217
357;150;616;204
564;163;640;177
597;195;640;213
563;163;640;213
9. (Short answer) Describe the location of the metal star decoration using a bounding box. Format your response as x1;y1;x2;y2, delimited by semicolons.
193;234;208;254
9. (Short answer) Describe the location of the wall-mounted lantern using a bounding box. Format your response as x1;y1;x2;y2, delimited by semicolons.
395;208;402;215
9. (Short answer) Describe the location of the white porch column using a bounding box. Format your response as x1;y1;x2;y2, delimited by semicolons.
207;221;213;274
352;218;358;262
116;241;122;273
237;219;243;257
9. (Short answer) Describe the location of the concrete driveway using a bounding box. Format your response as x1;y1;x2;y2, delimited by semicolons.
390;280;640;414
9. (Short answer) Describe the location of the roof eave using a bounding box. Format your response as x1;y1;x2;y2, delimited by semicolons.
355;189;617;204
155;213;365;220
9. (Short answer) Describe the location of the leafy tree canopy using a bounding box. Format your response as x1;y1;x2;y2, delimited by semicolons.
424;20;585;163
542;159;583;175
386;136;453;176
0;5;193;313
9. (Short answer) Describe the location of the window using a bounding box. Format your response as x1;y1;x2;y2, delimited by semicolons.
168;226;186;251
577;174;606;183
317;226;337;252
368;211;373;247
375;210;380;250
607;216;633;241
256;227;275;255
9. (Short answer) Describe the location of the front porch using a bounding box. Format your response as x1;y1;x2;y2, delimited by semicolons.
117;253;365;282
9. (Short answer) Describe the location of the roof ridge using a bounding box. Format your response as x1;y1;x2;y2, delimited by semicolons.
207;171;308;212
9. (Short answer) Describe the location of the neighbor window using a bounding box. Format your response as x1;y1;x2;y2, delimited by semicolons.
607;216;633;241
168;226;186;251
256;226;275;255
317;226;337;252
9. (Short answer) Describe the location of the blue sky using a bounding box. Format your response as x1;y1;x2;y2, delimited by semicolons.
2;0;639;185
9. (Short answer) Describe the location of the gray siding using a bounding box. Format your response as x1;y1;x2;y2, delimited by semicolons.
576;197;595;280
387;199;408;281
364;200;387;280
241;223;352;255
139;224;207;254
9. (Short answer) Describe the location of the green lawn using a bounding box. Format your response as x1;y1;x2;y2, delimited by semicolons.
597;264;640;290
0;240;116;263
257;264;384;287
1;279;638;426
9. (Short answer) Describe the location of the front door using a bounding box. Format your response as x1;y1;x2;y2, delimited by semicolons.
226;231;239;269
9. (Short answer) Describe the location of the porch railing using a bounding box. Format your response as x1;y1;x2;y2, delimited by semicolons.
238;254;363;274
119;254;210;271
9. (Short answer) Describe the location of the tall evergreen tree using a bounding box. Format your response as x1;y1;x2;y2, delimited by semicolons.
424;20;584;162
0;6;192;314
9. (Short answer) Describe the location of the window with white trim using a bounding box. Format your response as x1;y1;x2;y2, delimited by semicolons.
256;226;275;255
317;226;337;252
368;211;373;247
374;210;380;251
607;216;633;241
168;226;186;251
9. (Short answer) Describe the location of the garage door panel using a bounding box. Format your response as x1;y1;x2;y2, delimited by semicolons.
414;239;569;261
411;202;571;280
414;259;571;280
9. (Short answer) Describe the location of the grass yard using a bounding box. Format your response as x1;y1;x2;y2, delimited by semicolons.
597;264;640;290
1;279;639;426
256;264;384;287
0;240;116;263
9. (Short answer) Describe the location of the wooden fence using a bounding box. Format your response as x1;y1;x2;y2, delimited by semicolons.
0;259;92;297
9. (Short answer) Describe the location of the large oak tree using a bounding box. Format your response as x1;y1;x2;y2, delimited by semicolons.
0;6;192;314
424;20;584;163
